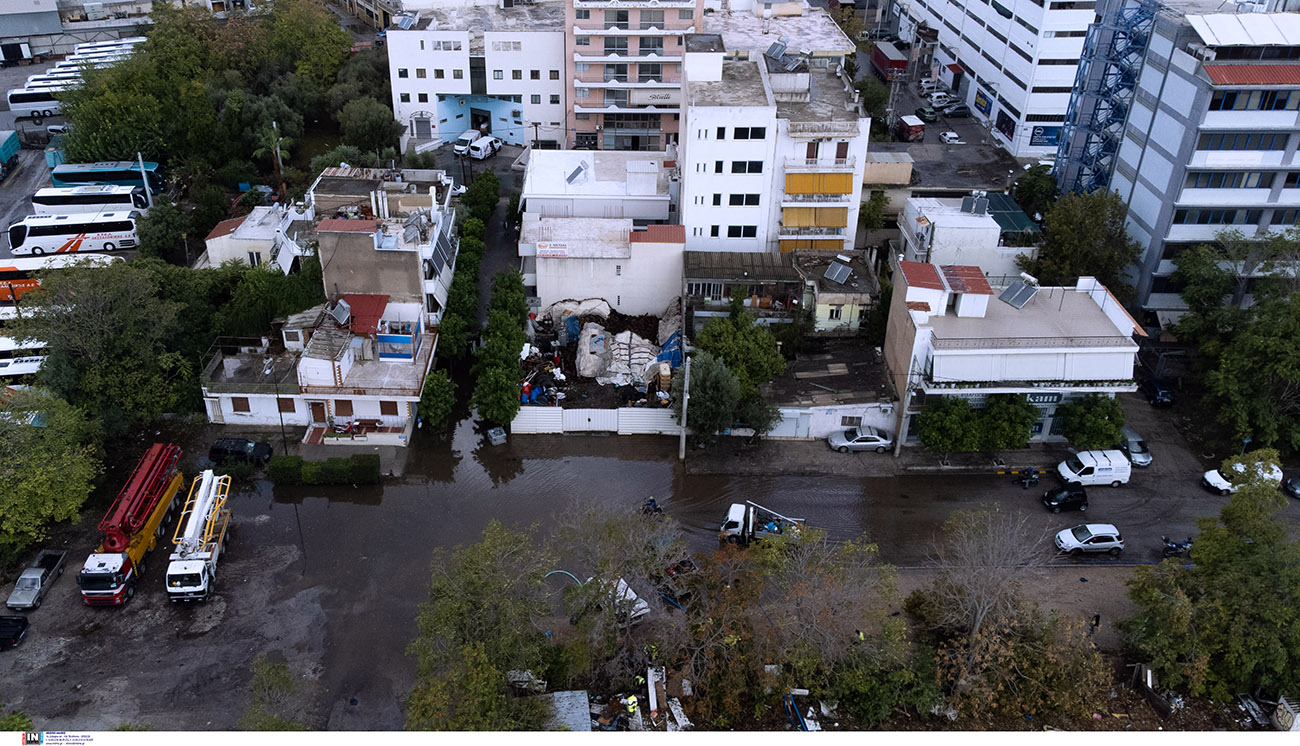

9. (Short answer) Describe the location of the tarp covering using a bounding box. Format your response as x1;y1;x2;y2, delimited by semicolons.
597;330;660;387
657;297;682;345
576;323;610;379
543;298;612;326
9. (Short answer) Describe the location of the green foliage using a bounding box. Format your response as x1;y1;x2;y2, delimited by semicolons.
824;651;941;726
111;722;149;731
266;454;380;485
770;307;815;360
671;351;740;439
471;364;522;426
239;656;307;731
462;171;501;223
505;192;522;232
1017;189;1141;298
1055;394;1125;450
309;144;367;176
860;189;889;231
1012;164;1057;220
0;706;34;732
1124;455;1300;700
420;370;458;429
339;97;404;154
269;0;351;88
0;390;101;566
854;76;889;125
136;201;194;264
915;397;982;457
470;271;527;426
459;217;486;241
980;394;1039;451
212;255;326;337
407;642;543;730
863;277;892;347
695;315;786;402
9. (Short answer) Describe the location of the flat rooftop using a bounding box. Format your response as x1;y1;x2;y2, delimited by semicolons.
402;4;566;53
794;251;878;296
774;65;863;123
927;287;1138;349
704;5;855;57
911;197;1001;229
687;60;770;107
763;338;894;407
520;216;633;258
232;206;286;242
684;250;800;283
522;150;672;199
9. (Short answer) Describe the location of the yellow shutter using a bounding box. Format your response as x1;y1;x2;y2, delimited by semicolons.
783;207;815;227
785;173;817;194
823;173;854;194
814;207;849;227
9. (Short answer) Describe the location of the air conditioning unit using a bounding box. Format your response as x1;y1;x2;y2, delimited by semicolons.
512;109;522;117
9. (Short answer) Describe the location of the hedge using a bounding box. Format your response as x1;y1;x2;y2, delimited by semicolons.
267;454;381;485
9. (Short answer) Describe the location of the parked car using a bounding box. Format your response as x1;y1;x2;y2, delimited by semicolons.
0;615;29;651
1116;426;1152;467
929;92;957;108
1283;476;1300;499
209;438;273;467
859;27;894;42
1042;483;1088;513
1057;449;1131;486
939;131;965;145
468;136;502;160
5;549;66;610
1202;460;1284;496
1054;523;1124;556
828;426;893;454
1139;377;1174;407
918;78;940;94
942;103;972;118
914;106;939;122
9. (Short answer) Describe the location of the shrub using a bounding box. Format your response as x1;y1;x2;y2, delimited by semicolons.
319;457;351;484
268;454;303;484
300;460;324;485
348;454;381;483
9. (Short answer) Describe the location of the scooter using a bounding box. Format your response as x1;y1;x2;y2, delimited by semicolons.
642;498;663;516
1013;468;1040;489
1161;535;1193;558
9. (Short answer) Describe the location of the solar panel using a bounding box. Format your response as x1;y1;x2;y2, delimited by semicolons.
823;262;852;285
998;279;1039;309
765;37;789;60
565;161;589;184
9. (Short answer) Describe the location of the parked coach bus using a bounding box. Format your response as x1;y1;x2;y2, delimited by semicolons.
6;211;139;257
5;86;67;119
0;254;122;303
32;185;150;216
51;161;163;192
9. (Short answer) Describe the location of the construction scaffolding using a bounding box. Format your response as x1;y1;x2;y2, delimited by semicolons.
1055;0;1159;194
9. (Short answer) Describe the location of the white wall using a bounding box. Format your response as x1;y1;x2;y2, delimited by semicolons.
207;394;416;428
681;102;777;252
535;240;683;315
525;195;671;221
484;31;567;146
931;347;1137;384
206;236;275;267
388;29;473;150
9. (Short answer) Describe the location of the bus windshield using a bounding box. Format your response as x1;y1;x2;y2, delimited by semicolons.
8;224;26;249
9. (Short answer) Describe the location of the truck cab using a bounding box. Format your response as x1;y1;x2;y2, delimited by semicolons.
77;552;138;606
165;558;213;601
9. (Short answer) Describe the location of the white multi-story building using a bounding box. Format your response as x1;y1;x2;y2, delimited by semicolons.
386;4;568;153
898;195;1039;279
884;261;1142;445
894;0;1102;158
679;33;870;254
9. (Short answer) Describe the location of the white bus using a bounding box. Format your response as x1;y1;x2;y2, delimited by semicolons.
6;211;140;256
73;37;144;53
5;87;67;118
32;186;150;216
27;70;82;86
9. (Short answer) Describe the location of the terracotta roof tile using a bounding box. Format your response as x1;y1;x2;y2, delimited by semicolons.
1204;64;1300;86
630;224;686;243
906;301;930;312
340;293;389;335
205;214;248;241
940;265;994;295
898;261;944;290
317;218;378;233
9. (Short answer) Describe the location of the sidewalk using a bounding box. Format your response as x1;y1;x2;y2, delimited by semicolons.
684;437;1077;478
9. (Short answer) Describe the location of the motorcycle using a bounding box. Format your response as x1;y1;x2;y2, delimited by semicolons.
641;498;663;516
1161;535;1193;559
1013;468;1040;489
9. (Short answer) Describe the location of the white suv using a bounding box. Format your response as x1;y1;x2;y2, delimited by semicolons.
1202;461;1283;495
1054;523;1124;556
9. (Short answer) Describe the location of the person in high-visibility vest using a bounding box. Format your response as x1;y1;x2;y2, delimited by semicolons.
625;695;639;715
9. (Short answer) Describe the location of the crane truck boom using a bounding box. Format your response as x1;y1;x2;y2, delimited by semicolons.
165;469;231;602
77;444;184;606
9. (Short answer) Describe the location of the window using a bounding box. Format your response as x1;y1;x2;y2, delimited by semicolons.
734;126;766;139
550;94;560;104
399;93;410;103
729;193;760;206
1197;132;1289;150
717;126;726;139
713;193;722;205
688;281;723;297
604;89;628;106
513;69;522;80
434;69;444;79
605;9;629;29
433;40;463;51
605;37;629;55
1210;89;1300;111
576;36;590;46
828;306;843;320
840;416;862;427
418;93;428;103
715;160;723;173
576;87;590;98
248;251;262;265
1014;16;1039;33
416;68;426;79
278;398;295;413
1025;113;1064;122
380;400;399;416
638;63;661;82
576;112;590;120
679;9;694;19
615;264;622;276
1032;86;1073;93
576;9;589;19
491;41;522;52
1287;172;1300;188
232;397;250;413
493;69;504;80
1184;171;1274;189
731;160;763;173
397;68;408;78
640;9;664;28
1272;209;1300;226
1039;59;1079;65
710;225;719;237
604;63;628;82
531;94;541;104
550;70;560;80
531;69;540;80
1172;208;1262;225
335;400;354;417
639;37;664;56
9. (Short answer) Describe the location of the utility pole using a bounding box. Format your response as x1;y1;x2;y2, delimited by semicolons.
678;353;691;461
137;151;153;208
532;122;541;149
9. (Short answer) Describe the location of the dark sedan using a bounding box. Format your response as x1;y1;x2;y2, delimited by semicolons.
1139;378;1174;407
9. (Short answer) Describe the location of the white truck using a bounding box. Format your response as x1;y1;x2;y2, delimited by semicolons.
165;470;231;602
719;501;804;545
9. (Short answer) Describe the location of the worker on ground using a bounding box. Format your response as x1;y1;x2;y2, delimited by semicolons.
624;695;639;716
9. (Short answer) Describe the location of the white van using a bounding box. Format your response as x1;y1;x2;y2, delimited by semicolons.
1057;449;1132;487
451;130;480;156
468;136;501;160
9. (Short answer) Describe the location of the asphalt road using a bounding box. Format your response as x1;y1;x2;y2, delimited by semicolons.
1;59;60;259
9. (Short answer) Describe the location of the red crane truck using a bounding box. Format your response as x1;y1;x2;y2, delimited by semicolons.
76;444;184;606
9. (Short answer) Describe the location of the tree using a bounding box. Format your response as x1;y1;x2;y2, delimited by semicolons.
980;394;1039;451
1054;394;1125;449
0;702;34;732
1172;242;1242;347
915;396;982;460
1124;450;1300;700
269;0;351;88
1012;163;1057;221
339;97;404;154
0;389;102;560
310;144;367;176
463;172;501;224
408;642;543;730
1018;189;1141;297
832;7;865;46
419;370;458;430
136;201;193;265
860;189;889;231
863;277;892;347
671;351;740;440
8;261;188;435
471;365;521;426
695;316;786;402
854;77;889;124
1201;295;1300;450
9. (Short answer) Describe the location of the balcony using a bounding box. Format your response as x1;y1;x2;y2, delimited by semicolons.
574;50;682;63
572;24;694;36
573;102;678;114
787;121;865;139
780;193;855;206
573;76;679;89
777;226;847;238
783;156;856;172
575;0;695;6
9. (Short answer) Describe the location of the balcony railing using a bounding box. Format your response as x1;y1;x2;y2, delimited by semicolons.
781;193;854;204
930;335;1138;350
784;156;856;172
575;0;694;6
787;121;865;138
777;226;846;237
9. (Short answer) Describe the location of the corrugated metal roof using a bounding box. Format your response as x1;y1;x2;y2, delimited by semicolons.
1187;13;1300;47
1204;63;1300;86
340;293;389;335
940;265;994;296
898;261;944;290
630;224;685;244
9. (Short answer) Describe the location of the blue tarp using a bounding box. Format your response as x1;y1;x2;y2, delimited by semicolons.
656;331;683;369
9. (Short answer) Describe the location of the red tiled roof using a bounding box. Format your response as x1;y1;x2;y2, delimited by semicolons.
906;301;931;312
898;261;944;290
205;214;248;242
317;218;379;233
1204;64;1300;86
940;265;994;295
630;224;686;243
341;293;389;335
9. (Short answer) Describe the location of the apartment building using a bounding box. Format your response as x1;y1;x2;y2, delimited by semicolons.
679;33;870;253
897;194;1040;279
564;0;704;150
386;4;568;153
1058;2;1300;313
894;0;1106;158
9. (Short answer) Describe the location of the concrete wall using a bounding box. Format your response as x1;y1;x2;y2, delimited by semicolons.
205;235;275;267
206;393;416;429
318;231;422;304
931;347;1137;384
535;239;683;316
484;30;567;147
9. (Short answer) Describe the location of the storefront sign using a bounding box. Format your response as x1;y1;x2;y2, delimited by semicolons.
1026;392;1063;405
973;89;992;116
1029;126;1062;147
630;88;681;106
537;242;569;257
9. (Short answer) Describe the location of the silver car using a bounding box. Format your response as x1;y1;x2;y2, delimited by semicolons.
1054;523;1124;556
1117;425;1152;467
827;426;893;454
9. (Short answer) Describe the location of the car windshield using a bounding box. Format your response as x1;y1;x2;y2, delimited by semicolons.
1070;525;1093;542
1066;456;1085;473
244;442;256;454
15;577;38;590
844;427;860;440
1130;440;1149;454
